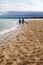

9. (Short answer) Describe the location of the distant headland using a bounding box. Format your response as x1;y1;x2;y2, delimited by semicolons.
0;11;43;19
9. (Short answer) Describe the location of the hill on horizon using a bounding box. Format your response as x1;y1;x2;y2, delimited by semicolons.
0;11;43;19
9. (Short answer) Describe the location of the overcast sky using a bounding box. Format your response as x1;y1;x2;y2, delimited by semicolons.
0;0;43;12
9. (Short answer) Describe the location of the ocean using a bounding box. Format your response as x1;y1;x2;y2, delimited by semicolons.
0;19;19;35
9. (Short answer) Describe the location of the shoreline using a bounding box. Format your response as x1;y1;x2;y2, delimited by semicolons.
0;25;18;35
0;19;43;35
0;20;43;65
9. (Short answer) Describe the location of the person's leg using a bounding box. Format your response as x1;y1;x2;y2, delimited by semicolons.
21;19;22;24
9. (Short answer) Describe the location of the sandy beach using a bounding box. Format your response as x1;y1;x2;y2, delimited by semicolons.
0;20;43;65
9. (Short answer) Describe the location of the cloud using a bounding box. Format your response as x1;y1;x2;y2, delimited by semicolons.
0;0;43;12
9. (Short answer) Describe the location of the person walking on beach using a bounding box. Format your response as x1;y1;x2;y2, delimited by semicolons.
22;18;24;24
19;19;21;24
19;18;24;25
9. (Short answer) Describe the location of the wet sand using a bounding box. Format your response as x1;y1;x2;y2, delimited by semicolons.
0;20;43;65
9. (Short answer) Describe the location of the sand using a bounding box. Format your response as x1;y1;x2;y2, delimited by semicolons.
0;20;43;65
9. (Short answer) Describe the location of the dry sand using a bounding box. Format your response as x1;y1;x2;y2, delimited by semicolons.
0;20;43;65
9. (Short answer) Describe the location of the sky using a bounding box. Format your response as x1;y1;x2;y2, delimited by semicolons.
0;0;43;12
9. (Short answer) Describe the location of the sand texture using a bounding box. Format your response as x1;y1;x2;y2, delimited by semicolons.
0;20;43;65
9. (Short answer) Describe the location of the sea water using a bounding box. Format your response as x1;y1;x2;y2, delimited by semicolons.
0;19;19;35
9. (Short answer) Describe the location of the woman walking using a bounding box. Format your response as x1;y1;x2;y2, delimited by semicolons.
19;19;21;24
22;18;24;24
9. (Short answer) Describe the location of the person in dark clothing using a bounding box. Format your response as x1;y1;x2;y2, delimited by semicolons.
22;18;24;24
19;19;21;24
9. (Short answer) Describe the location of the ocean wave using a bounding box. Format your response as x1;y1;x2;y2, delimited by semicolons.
0;25;18;35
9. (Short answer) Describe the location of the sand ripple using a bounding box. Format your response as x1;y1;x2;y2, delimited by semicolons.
0;20;43;65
